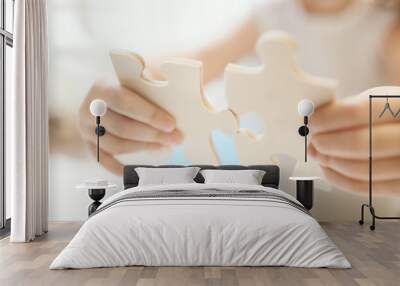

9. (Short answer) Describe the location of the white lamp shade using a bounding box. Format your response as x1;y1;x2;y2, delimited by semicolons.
298;99;314;116
90;99;107;117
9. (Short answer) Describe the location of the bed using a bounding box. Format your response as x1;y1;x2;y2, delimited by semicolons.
50;165;350;269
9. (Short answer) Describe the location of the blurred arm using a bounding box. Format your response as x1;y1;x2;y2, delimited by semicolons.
149;17;260;83
192;17;259;83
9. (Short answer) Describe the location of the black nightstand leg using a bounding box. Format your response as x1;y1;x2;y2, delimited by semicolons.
296;180;313;210
88;201;102;216
88;189;106;216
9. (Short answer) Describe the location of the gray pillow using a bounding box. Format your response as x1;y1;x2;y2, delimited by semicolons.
200;169;266;185
135;167;200;186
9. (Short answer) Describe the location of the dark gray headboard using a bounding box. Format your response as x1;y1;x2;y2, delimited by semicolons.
123;165;280;189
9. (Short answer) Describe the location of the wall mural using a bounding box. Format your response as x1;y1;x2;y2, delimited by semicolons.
48;0;400;221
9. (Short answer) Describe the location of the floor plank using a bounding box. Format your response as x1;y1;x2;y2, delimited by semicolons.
0;221;399;286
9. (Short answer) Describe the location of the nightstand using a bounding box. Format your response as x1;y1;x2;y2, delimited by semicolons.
76;182;117;216
289;177;320;210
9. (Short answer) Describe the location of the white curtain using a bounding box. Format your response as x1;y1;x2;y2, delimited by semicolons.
9;0;49;242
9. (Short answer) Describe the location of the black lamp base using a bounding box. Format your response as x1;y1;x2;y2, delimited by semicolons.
298;125;309;136
298;116;310;162
94;117;106;162
95;125;106;136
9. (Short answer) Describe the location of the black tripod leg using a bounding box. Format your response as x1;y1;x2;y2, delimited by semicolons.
359;204;366;225
369;206;376;231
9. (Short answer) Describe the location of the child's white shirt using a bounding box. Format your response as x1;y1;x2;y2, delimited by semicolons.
252;0;397;98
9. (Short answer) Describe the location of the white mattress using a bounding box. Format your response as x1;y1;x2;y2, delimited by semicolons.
50;183;350;269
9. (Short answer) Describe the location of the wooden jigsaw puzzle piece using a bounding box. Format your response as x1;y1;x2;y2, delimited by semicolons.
224;31;337;178
226;31;336;138
110;50;237;164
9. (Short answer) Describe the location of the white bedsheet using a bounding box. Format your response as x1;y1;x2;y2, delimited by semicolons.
50;183;350;269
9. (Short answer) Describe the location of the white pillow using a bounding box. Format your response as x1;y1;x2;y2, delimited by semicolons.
200;169;266;185
135;167;200;186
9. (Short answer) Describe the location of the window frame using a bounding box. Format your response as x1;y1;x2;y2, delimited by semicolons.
0;0;13;235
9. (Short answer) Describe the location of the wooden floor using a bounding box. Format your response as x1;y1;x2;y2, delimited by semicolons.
0;222;399;286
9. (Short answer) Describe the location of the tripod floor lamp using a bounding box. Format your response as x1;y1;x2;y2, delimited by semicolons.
359;95;400;231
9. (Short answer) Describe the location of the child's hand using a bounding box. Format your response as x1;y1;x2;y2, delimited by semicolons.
79;79;183;175
308;93;400;196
